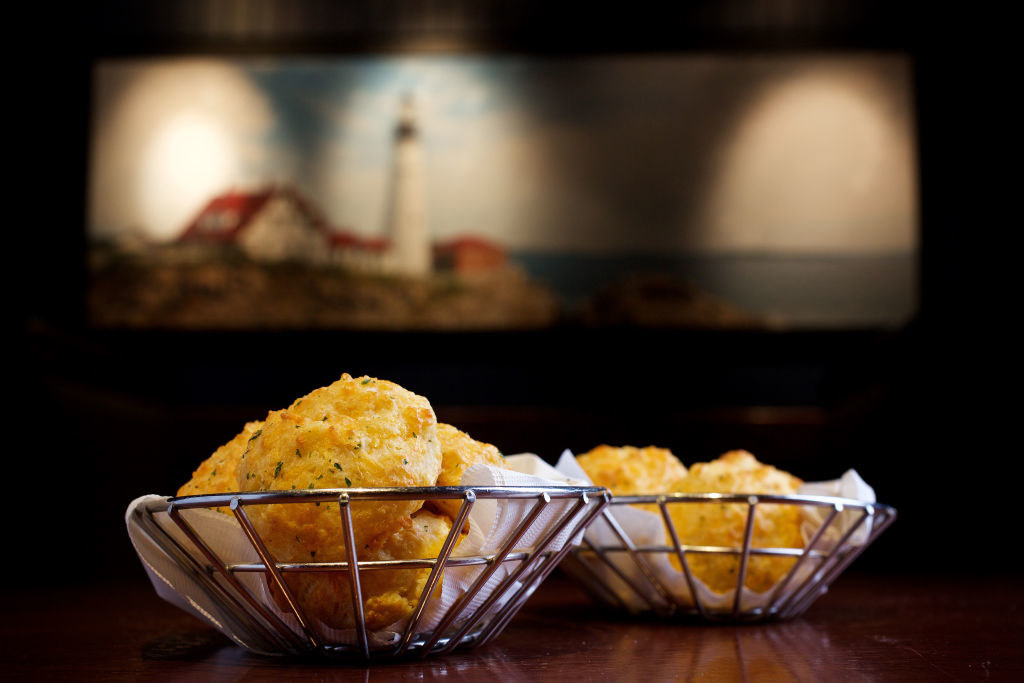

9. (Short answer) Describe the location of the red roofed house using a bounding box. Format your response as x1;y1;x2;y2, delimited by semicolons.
179;186;387;271
325;231;391;272
433;236;507;274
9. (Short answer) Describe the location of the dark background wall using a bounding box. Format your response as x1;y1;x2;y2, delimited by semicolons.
15;0;1012;585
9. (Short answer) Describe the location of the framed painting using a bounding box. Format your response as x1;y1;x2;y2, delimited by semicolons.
87;53;917;331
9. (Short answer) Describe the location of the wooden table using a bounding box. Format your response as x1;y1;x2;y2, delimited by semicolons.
3;572;1021;680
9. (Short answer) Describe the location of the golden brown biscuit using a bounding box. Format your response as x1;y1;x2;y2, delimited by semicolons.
670;450;804;593
177;374;513;631
576;445;688;495
231;373;445;629
235;374;442;555
429;423;506;520
271;509;455;630
177;420;263;511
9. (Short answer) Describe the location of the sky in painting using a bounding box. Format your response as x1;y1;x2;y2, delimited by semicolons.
89;53;917;254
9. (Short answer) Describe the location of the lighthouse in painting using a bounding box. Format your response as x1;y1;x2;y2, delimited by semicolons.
384;94;431;277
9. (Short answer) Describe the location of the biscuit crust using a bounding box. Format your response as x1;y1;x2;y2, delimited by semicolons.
176;420;263;511
576;444;688;495
430;423;505;519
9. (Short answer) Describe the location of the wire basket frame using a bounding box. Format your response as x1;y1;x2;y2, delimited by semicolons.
563;492;896;622
131;485;609;659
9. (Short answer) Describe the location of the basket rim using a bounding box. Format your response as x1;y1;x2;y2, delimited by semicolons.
608;491;895;514
153;484;608;512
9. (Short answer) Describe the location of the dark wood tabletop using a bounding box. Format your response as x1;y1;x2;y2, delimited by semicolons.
3;571;1021;681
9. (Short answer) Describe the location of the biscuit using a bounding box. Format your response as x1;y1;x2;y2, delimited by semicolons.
176;420;263;512
235;374;442;555
270;508;455;630
576;445;688;495
430;423;506;520
669;450;804;593
227;373;445;629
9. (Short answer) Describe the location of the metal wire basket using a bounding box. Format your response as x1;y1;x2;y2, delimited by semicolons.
129;485;609;659
562;492;896;622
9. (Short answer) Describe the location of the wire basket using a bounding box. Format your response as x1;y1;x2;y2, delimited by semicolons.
562;492;896;622
129;485;609;659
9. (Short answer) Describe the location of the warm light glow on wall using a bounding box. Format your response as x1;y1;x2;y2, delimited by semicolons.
139;111;236;240
90;60;274;242
698;63;916;253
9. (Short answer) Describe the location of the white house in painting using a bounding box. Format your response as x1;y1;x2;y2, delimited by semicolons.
178;186;388;271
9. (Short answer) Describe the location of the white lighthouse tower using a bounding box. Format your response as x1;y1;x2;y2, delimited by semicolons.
384;94;431;277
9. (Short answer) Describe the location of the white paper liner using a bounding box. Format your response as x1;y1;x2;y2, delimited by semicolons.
554;449;877;614
126;454;595;653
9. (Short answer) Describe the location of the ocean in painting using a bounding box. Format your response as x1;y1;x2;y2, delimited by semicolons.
513;251;917;329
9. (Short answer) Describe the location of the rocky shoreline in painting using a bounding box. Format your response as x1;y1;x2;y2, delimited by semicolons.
89;251;560;330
